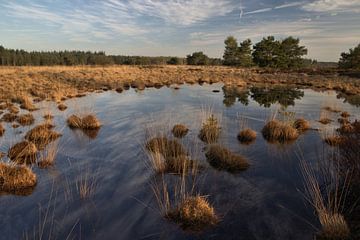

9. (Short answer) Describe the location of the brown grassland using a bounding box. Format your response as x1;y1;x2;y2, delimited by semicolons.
0;65;359;105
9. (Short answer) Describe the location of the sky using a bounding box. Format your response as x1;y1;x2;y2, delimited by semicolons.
0;0;359;61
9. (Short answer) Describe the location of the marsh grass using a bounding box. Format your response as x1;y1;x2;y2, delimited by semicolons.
25;123;61;150
205;145;249;172
75;167;98;200
67;114;101;130
262;119;299;143
8;140;38;164
298;148;350;239
38;140;60;169
319;109;332;125
198;107;221;144
0;123;4;137
236;115;256;144
16;113;35;126
0;162;37;194
172;124;189;138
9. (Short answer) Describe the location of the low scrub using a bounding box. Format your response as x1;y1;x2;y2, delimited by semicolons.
205;145;249;172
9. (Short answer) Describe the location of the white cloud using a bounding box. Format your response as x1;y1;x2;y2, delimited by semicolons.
302;0;360;13
274;2;304;9
128;0;238;26
244;7;273;15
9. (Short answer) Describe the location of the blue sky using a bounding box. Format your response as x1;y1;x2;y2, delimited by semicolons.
0;0;359;61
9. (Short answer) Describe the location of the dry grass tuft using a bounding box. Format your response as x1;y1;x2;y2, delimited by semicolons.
167;196;218;231
1;113;17;122
145;137;195;174
293;118;310;132
38;141;59;169
0;162;37;193
237;128;256;144
57;103;67;111
8;141;38;164
172;124;189;138
262;120;299;143
337;123;355;134
43;113;54;120
205;145;249;172
8;105;19;114
25;124;61;149
338;118;350;125
319;118;332;125
316;212;350;239
76;169;97;199
324;136;344;146
16;113;35;126
199;115;221;144
0;123;4;137
323;106;341;113
67;114;101;129
340;112;350;118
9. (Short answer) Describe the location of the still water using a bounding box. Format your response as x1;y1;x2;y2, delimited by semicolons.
0;83;359;240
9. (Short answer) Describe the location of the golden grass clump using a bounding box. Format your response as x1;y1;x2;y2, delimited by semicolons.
145;137;194;174
340;111;350;118
0;162;37;193
262;120;299;143
25;124;61;149
43;113;54;120
317;212;350;239
167;196;218;231
337;118;349;125
16;113;35;126
337;123;354;134
324;136;343;146
1;113;17;122
0;123;4;137
205;145;249;172
8;105;19;114
319;118;332;125
67;114;101;129
199;115;221;144
8;141;38;164
237;128;256;144
57;103;67;111
323;106;341;113
293;118;310;132
172;124;189;138
38;142;59;169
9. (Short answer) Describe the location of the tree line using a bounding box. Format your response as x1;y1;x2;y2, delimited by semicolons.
1;38;359;69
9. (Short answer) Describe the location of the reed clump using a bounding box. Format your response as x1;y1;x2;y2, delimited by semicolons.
172;124;189;138
67;114;101;129
340;112;350;118
293;118;310;132
25;124;61;150
316;212;350;239
167;196;218;231
57;103;67;111
237;128;256;144
8;141;38;164
262;120;299;143
0;162;37;193
319;118;332;125
38;141;59;169
16;113;35;126
205;145;249;172
324;136;344;146
337;123;355;134
8;105;19;114
0;123;4;136
146;137;194;174
199;115;221;144
1;113;17;122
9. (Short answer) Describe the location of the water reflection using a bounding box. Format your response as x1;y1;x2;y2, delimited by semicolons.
222;85;305;108
337;92;360;107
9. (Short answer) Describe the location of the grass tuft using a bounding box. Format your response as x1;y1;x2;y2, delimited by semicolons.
199;115;221;144
25;124;61;150
0;123;4;137
57;103;67;111
293;118;310;132
167;196;218;231
237;128;256;144
8;141;38;164
205;145;249;172
172;124;189;138
262;120;299;143
67;114;101;130
0;162;37;194
16;113;35;126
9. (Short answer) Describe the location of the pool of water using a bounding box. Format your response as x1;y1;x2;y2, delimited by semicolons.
0;83;359;239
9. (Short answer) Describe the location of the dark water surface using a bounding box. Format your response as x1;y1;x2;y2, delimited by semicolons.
0;83;359;240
